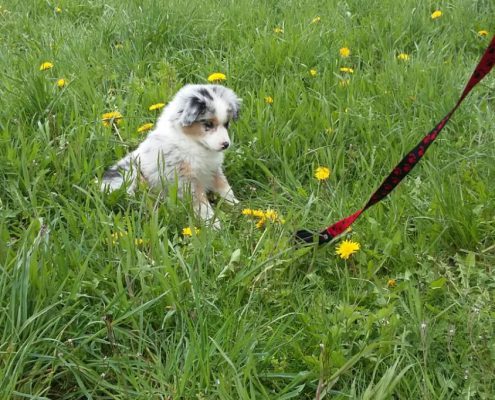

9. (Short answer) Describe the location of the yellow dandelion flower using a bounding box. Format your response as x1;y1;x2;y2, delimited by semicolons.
148;102;165;111
242;209;266;218
264;209;279;221
325;127;333;134
55;6;62;13
311;16;321;24
339;79;350;87
137;122;154;133
431;10;442;20
57;78;67;88
134;238;145;246
39;62;54;71
255;218;266;229
264;96;274;104
207;72;227;82
335;239;360;260
273;27;284;34
254;210;267;218
243;208;284;228
102;111;123;127
478;30;489;37
109;231;128;244
182;227;200;237
340;67;354;74
397;53;410;61
111;231;127;240
387;279;397;288
339;47;351;58
309;68;318;77
314;166;330;181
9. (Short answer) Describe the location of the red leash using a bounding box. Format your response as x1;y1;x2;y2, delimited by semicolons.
296;35;495;245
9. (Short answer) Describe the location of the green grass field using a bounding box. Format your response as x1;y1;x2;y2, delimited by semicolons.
1;1;494;398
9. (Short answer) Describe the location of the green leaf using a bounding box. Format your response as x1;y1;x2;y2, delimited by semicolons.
430;277;447;290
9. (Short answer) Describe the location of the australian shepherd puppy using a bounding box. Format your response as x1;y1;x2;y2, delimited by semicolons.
101;84;241;227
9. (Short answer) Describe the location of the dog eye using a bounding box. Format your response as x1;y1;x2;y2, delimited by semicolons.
204;121;214;130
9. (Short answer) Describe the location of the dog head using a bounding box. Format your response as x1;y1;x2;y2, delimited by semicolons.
173;84;241;152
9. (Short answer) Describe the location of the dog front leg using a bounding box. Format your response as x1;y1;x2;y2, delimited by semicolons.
213;169;238;205
192;183;220;229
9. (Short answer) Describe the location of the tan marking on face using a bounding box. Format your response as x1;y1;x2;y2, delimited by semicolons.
212;117;220;127
182;122;204;138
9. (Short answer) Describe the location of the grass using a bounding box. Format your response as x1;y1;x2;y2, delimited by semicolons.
0;0;494;398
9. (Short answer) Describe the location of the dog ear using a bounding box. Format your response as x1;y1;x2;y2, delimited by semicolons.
210;85;242;121
179;96;206;126
229;97;242;120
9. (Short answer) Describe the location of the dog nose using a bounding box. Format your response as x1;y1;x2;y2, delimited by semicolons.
221;141;230;150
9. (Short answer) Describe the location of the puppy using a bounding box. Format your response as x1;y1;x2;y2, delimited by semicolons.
101;84;241;227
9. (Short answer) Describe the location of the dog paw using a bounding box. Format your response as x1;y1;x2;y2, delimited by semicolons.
210;219;222;230
224;196;239;206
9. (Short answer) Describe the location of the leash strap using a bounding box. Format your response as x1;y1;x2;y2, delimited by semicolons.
296;35;495;245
